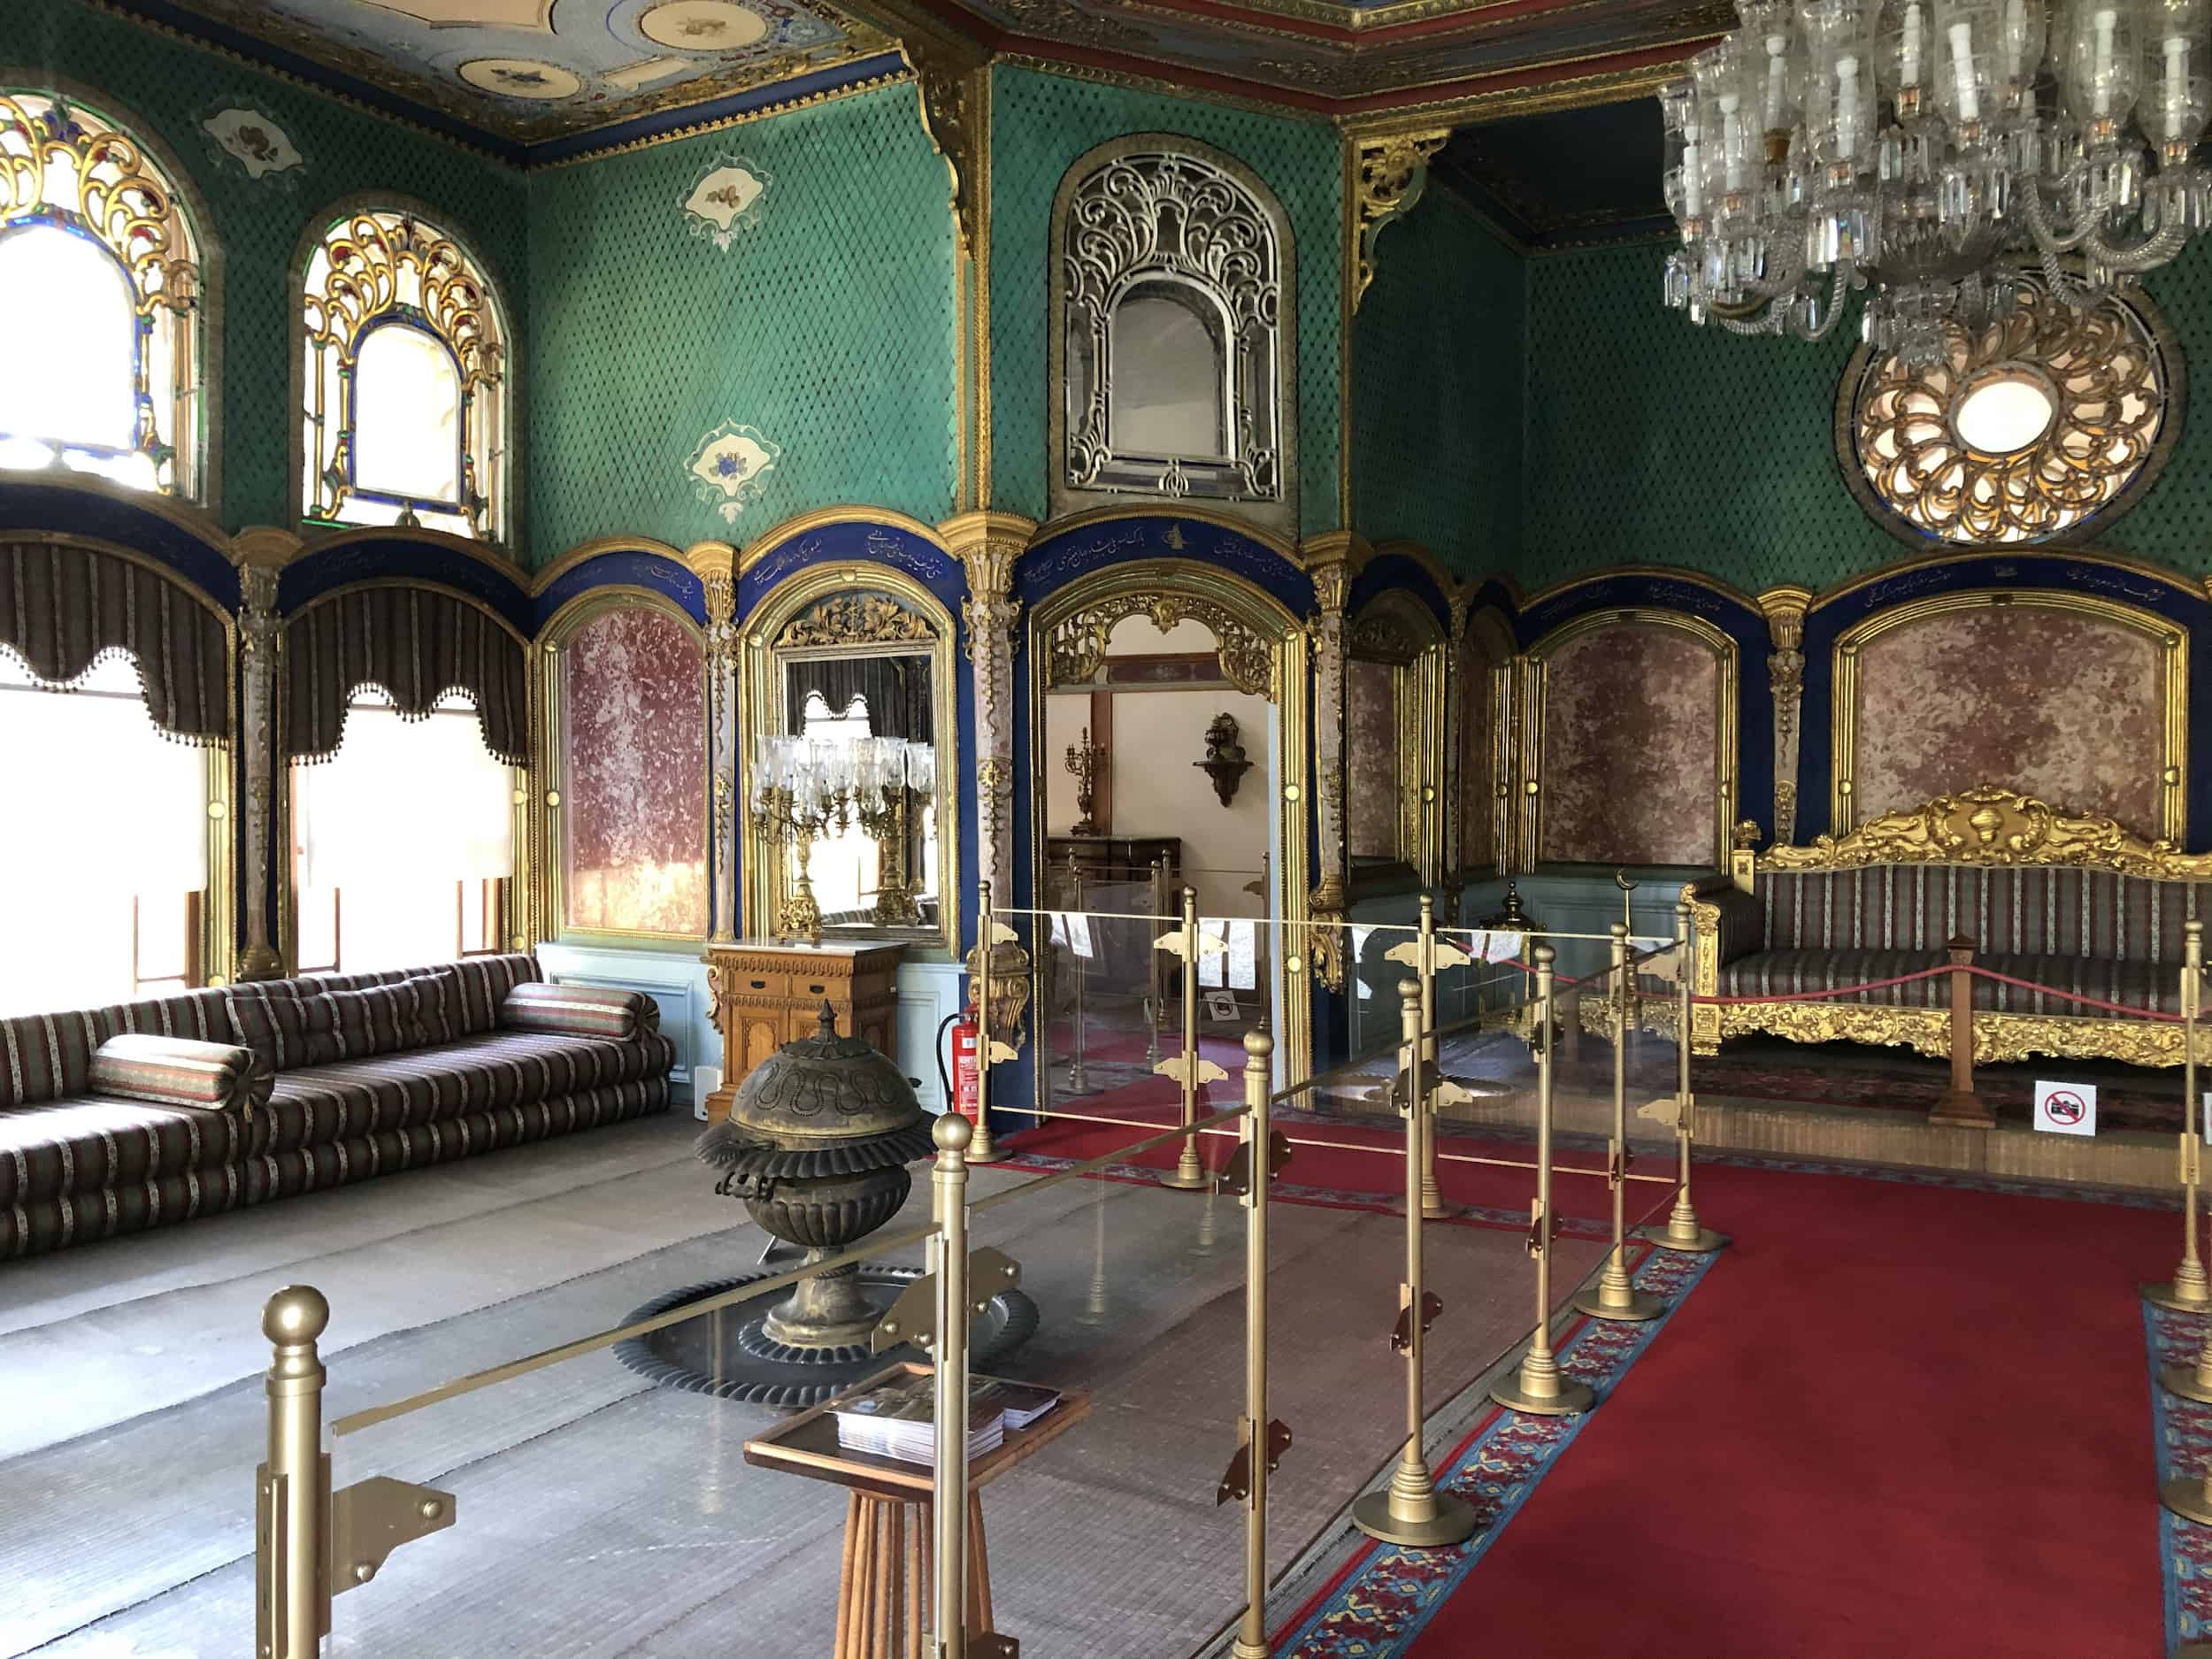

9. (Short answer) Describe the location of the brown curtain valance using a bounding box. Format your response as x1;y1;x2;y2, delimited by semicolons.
0;539;230;743
786;654;931;741
285;586;527;764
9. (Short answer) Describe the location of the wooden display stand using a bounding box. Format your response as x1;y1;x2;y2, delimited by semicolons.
744;1363;1089;1659
703;939;906;1124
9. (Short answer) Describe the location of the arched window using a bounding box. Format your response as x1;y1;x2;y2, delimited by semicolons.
1050;136;1294;534
0;89;204;497
300;208;508;541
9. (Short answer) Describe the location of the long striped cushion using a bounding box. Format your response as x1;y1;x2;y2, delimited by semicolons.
498;982;657;1041
1761;868;2209;962
88;1033;272;1114
0;1009;103;1111
225;985;344;1071
319;980;434;1059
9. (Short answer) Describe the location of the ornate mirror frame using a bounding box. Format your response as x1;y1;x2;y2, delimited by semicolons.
739;563;961;959
1047;134;1298;540
534;588;711;947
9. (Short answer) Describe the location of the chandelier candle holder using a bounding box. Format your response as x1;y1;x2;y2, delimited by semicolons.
1661;0;2212;365
751;735;847;946
849;736;935;928
1065;726;1107;835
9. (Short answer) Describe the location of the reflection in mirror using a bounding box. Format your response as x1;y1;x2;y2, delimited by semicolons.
1107;285;1229;459
751;648;938;943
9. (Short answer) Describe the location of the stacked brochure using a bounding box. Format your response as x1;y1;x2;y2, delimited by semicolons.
833;1373;1062;1465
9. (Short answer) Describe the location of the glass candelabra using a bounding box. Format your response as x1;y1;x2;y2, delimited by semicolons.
752;733;936;944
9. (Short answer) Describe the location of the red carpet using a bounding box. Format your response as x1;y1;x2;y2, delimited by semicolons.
1009;1111;2177;1655
1401;1155;2170;1659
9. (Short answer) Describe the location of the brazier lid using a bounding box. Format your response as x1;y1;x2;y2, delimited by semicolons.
729;1003;925;1146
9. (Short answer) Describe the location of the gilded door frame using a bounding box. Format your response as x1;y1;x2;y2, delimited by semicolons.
1528;608;1740;870
737;561;963;960
534;586;713;949
1458;603;1516;882
1830;588;2187;841
1025;557;1313;1089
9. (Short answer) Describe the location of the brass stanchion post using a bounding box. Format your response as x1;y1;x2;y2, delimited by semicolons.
1640;899;1723;1253
1417;896;1454;1220
2149;920;2209;1311
1157;887;1211;1191
929;1114;972;1659
1230;1026;1279;1658
257;1286;331;1659
1354;980;1478;1547
967;880;1006;1164
1491;946;1597;1417
1575;924;1664;1322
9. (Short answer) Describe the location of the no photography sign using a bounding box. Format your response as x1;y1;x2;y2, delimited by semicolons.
2033;1082;2098;1138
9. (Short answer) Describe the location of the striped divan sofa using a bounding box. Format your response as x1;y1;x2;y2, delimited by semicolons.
1682;787;2212;1067
0;955;674;1258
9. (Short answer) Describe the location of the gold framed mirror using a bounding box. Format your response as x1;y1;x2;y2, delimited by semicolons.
741;565;959;957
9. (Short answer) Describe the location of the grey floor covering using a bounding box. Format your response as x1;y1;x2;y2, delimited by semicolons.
1;1112;1599;1659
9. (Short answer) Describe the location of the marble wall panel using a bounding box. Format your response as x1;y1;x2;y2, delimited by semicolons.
1540;624;1719;867
1854;606;2165;833
1459;628;1504;872
563;607;710;937
1347;657;1399;860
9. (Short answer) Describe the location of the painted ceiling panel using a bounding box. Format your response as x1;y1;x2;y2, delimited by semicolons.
130;0;892;142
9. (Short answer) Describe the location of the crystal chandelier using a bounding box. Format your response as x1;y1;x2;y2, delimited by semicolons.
1661;0;2212;365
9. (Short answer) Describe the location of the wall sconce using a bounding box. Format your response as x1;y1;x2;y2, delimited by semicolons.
1064;726;1105;834
1194;711;1251;807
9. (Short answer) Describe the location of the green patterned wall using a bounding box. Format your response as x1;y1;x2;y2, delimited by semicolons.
526;84;956;565
989;63;1343;535
16;1;526;535
1522;234;2212;594
1351;191;1521;576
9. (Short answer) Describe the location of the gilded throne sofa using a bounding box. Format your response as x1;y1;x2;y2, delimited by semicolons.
1680;787;2212;1065
0;954;674;1258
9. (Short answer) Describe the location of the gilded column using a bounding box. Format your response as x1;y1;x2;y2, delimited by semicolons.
943;509;1035;1041
1758;586;1812;848
687;541;741;941
1439;592;1470;923
231;528;298;980
1302;535;1358;992
906;36;993;513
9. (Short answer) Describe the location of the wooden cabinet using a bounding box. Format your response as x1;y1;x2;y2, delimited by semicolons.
703;939;907;1125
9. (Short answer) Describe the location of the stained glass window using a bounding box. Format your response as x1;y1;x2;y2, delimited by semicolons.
0;90;204;496
301;210;507;541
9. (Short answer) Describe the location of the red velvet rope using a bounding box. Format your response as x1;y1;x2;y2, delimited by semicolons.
1506;956;2182;1021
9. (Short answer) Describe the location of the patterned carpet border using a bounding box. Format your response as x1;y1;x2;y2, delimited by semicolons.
2146;1302;2212;1651
996;1151;1616;1241
1261;1246;1720;1659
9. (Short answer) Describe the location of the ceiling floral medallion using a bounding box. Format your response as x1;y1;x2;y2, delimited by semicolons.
641;0;772;49
681;156;772;252
688;421;782;524
457;58;584;100
198;103;303;183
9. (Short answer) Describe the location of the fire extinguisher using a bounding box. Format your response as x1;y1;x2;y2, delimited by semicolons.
938;1004;980;1125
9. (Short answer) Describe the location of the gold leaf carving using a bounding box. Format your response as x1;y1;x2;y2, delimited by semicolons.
1759;784;2212;879
774;592;936;649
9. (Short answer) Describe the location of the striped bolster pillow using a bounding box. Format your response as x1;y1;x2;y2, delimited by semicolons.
498;982;658;1041
88;1033;273;1117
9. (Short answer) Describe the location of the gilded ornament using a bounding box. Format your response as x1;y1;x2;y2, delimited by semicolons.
1349;128;1448;312
773;592;935;649
1762;784;2212;879
1047;594;1274;700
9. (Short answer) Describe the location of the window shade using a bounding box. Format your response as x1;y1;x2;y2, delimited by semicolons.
295;699;513;891
0;540;230;743
285;586;526;765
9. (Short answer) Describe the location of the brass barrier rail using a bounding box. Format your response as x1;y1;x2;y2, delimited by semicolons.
251;886;1720;1658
